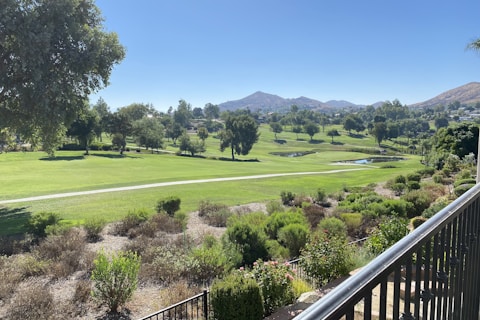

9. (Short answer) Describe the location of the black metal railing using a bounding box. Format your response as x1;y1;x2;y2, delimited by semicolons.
138;289;209;320
294;183;480;320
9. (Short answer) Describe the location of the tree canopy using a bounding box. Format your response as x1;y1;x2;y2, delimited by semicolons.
0;0;125;156
219;114;259;160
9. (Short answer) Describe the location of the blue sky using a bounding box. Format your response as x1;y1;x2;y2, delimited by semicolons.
90;0;480;112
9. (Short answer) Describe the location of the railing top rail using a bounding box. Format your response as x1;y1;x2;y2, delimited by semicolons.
294;182;480;320
137;289;208;320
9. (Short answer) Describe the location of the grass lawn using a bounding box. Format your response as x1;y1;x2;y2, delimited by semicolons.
0;124;425;235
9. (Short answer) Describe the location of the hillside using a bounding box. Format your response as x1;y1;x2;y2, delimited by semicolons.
218;82;480;112
409;82;480;108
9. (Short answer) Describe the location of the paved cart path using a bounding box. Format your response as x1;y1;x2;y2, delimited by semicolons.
0;168;366;205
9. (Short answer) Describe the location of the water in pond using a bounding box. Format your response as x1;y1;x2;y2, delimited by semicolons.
270;151;315;157
342;156;406;164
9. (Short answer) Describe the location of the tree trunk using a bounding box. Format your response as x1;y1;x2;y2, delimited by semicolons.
231;145;235;160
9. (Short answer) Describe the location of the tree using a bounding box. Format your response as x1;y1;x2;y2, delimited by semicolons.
0;0;125;156
434;115;449;130
67;107;99;154
107;112;133;154
197;127;209;141
174;100;192;128
468;37;480;51
92;98;111;142
219;115;259;160
192;107;204;119
303;122;319;141
327;129;340;143
292;125;302;140
166;122;184;145
118;103;154;122
204;103;220;119
269;122;283;140
132;117;164;152
371;122;388;147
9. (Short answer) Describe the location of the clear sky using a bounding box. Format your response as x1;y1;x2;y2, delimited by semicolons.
90;0;480;112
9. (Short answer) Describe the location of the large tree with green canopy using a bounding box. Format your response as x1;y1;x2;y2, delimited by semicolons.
219;114;259;160
0;0;125;156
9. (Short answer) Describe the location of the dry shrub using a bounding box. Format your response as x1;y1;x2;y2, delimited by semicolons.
73;280;92;304
34;227;87;278
293;194;311;207
160;281;201;319
302;204;325;228
198;200;232;227
0;255;22;300
421;182;448;198
140;243;189;284
0;236;26;255
125;234;173;256
7;281;55;320
114;209;149;236
149;213;183;234
16;254;49;278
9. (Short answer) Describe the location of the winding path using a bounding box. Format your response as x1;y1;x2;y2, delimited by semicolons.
0;168;367;205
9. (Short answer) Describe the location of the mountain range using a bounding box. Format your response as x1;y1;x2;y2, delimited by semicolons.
218;82;480;112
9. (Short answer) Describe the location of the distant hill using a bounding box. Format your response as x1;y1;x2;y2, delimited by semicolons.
217;83;480;113
410;82;480;108
218;91;352;113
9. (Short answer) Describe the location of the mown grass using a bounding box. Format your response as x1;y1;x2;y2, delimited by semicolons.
0;124;424;235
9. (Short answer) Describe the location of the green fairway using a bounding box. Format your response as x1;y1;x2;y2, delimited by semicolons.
0;124;424;235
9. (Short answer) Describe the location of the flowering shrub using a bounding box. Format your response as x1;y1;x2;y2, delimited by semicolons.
250;260;295;316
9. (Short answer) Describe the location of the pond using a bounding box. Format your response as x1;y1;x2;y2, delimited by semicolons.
339;156;406;164
270;151;316;157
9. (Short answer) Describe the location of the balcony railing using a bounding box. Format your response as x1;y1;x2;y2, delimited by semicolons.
294;183;480;320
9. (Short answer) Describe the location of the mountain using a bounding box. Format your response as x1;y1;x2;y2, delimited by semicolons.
219;91;353;112
410;82;480;108
217;82;480;113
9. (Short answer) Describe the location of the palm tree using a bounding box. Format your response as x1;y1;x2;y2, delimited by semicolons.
467;38;480;51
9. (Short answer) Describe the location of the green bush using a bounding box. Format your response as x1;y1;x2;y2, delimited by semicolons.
91;250;141;313
432;173;445;184
402;190;434;218
266;200;285;215
115;209;149;236
411;216;427;229
422;201;449;219
224;221;269;266
278;223;310;258
317;217;347;238
340;213;362;233
454;178;476;188
314;188;327;203
84;217;106;242
25;212;62;238
187;236;231;284
156;196;181;216
454;184;475;197
300;230;353;287
365;217;409;255
407;181;421;191
211;272;264;320
251;260;295;316
416;167;435;177
266;239;289;260
393;175;407;184
280;191;295;205
406;173;421;182
265;211;308;239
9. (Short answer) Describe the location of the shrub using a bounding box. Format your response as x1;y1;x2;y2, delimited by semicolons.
160;281;200;319
407;181;421;191
365;217;409;255
84;217;106;242
454;178;476;188
411;216;428;229
393;175;407;184
6;282;55;320
416;167;435;177
314;188;327;203
251;260;295;316
454;184;474;197
390;182;406;196
402;190;434;218
0;256;22;300
17;254;49;278
156;196;181;216
280;191;295;205
300;231;353;287
198;200;228;217
224;221;269;266
211;272;264;320
25;212;62;238
266;200;285;215
291;278;313;298
91;250;141;313
278;223;310;258
432;173;445;184
187;237;231;284
265;211;308;239
198;201;232;227
340;213;363;234
140;244;189;284
114;209;149;236
422;201;449;219
266;239;289;260
302;204;326;228
317;217;347;238
406;173;421;182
